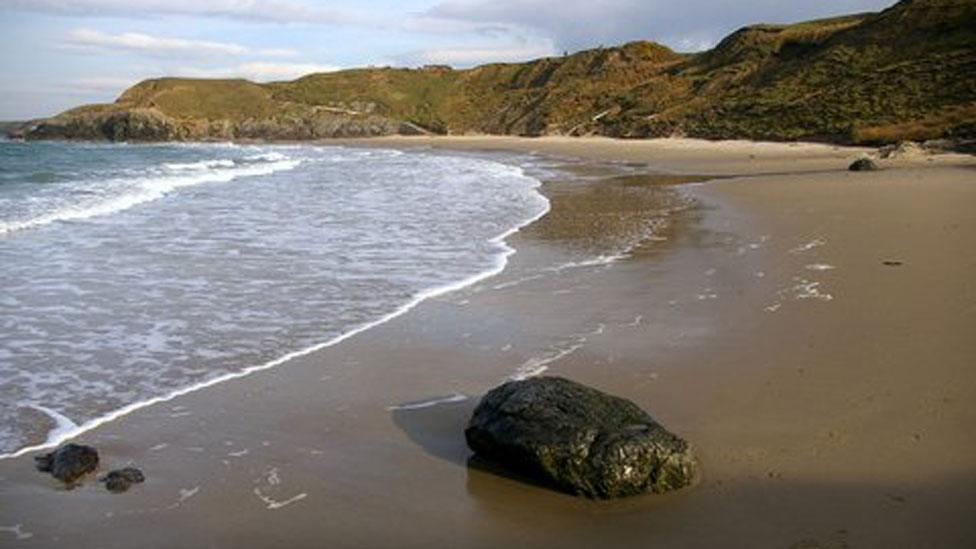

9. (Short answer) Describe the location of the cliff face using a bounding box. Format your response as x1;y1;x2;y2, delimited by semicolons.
20;82;405;141
16;0;976;144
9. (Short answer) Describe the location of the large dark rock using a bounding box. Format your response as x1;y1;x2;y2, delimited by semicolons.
465;376;697;499
849;158;880;171
34;444;99;484
100;467;146;493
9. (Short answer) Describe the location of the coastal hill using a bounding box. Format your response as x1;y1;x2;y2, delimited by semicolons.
13;0;976;145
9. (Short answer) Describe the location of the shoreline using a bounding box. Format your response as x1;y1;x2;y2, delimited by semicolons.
1;137;974;547
0;138;684;458
0;149;553;460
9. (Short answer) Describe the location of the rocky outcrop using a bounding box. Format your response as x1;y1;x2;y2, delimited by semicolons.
465;376;697;499
100;467;145;493
0;120;29;138
25;108;181;141
34;444;99;484
19;108;403;141
879;141;925;159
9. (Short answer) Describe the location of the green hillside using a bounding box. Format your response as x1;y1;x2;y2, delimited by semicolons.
14;0;976;145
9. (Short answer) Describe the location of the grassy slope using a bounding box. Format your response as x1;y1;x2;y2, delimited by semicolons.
116;78;281;120
668;0;976;142
28;0;976;144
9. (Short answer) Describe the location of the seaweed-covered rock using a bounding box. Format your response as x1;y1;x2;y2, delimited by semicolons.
100;467;146;493
849;158;880;171
465;376;697;499
34;444;99;484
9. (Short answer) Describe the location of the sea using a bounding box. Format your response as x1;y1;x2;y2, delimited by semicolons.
0;140;551;456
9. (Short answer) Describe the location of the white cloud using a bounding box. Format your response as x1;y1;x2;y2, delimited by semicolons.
5;0;365;25
396;40;557;67
675;37;716;53
250;48;298;57
421;0;896;52
176;62;341;82
64;29;296;57
5;0;899;55
69;76;141;92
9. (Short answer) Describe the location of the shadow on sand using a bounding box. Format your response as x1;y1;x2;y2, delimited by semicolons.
390;395;560;493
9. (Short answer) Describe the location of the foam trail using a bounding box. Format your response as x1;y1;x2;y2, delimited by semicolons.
491;254;623;291
0;165;550;460
511;343;584;381
0;525;33;541
387;393;468;411
26;404;79;445
551;254;625;271
509;322;606;380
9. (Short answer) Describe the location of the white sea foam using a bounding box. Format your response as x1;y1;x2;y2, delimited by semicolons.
163;159;236;171
490;254;623;291
624;315;643;327
790;238;827;254
0;525;33;541
241;152;291;163
253;467;307;510
509;323;606;381
551;254;625;271
792;280;833;301
0;155;300;236
0;153;550;459
386;393;468;411
254;490;307;510
25;404;79;446
511;343;584;380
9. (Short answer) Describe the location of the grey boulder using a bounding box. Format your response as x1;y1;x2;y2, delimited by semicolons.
465;376;697;499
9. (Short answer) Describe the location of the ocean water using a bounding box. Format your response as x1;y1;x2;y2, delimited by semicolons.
0;140;549;455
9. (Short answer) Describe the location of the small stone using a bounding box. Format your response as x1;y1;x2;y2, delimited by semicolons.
100;467;146;493
849;158;880;171
34;444;99;484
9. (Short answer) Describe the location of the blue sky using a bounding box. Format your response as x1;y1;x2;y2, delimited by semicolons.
0;0;895;119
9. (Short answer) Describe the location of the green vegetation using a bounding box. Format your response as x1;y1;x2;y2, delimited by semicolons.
117;78;279;120
19;0;976;144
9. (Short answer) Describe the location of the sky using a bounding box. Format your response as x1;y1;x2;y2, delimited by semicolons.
0;0;895;119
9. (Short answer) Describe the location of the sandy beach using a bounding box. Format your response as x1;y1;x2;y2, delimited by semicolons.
1;137;974;548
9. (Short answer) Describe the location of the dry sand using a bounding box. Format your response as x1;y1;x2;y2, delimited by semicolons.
1;137;974;548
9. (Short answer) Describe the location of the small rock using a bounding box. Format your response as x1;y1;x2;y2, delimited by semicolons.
100;467;146;493
887;493;907;503
34;444;99;484
849;158;880;171
465;376;697;499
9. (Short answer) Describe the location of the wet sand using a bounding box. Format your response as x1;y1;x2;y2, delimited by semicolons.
1;137;974;548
